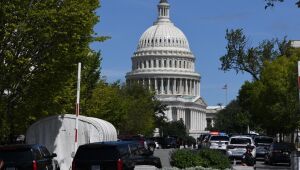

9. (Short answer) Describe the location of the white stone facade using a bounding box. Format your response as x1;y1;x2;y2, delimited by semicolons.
126;0;208;138
291;40;300;48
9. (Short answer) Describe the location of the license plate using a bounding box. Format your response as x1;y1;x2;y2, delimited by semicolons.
91;165;100;170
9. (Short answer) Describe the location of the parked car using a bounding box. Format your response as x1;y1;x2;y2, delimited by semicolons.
264;142;296;166
197;133;210;149
0;144;58;170
226;135;256;160
72;141;162;170
254;136;274;158
207;135;229;152
161;137;178;149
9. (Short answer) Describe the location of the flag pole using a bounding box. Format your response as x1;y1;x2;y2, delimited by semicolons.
222;84;228;106
74;62;81;153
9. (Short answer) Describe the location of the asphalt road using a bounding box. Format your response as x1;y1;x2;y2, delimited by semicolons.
254;160;290;170
153;148;174;168
233;160;291;170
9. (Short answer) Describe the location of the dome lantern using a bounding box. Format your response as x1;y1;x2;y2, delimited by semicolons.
157;0;170;24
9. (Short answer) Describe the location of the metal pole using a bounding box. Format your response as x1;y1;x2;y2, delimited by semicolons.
74;62;81;153
297;61;300;147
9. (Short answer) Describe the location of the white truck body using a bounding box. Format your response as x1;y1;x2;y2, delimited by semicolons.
26;114;118;170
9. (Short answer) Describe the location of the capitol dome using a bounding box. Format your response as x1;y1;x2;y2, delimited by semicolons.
137;23;190;51
126;0;208;138
136;0;191;53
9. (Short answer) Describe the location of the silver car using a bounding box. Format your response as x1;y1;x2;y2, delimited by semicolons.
207;135;229;151
226;136;256;160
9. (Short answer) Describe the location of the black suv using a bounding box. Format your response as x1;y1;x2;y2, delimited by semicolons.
0;144;58;170
72;141;162;170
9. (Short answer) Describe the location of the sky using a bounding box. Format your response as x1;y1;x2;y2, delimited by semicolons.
90;0;300;106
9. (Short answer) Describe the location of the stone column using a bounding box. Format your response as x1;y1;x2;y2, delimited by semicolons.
161;78;164;94
173;78;176;94
180;79;182;94
167;78;170;95
148;78;151;90
189;79;192;95
184;79;188;95
155;78;158;94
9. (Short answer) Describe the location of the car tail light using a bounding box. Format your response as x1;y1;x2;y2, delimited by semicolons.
32;160;37;170
72;160;76;170
117;159;123;170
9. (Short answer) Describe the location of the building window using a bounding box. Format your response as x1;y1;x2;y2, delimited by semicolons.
159;60;161;68
169;60;172;67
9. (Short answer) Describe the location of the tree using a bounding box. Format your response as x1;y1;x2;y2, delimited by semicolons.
214;100;251;134
219;29;290;81
0;0;107;143
265;0;300;8
86;82;166;136
161;119;187;138
238;48;300;136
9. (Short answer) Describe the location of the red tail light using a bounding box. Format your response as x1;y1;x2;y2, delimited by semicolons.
72;160;76;170
117;159;123;170
32;160;37;170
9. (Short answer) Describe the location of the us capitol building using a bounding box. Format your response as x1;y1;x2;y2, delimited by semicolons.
126;0;218;137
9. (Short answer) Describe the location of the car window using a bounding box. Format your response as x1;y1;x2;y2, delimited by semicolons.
230;138;252;144
273;143;296;151
76;146;119;160
210;136;229;141
255;137;273;144
0;148;33;161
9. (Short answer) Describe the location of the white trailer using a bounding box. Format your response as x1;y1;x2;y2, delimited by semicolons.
26;114;118;170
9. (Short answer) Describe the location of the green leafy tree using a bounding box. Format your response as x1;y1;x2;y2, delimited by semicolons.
220;29;290;81
161;119;187;138
214;100;251;134
265;0;300;8
86;82;165;136
238;48;300;136
0;0;107;143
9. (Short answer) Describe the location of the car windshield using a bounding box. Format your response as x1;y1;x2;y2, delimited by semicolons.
0;148;33;161
210;136;229;141
230;138;251;144
255;137;273;144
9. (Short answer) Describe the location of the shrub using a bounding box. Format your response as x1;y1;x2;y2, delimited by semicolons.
197;149;231;169
170;149;230;170
170;149;205;169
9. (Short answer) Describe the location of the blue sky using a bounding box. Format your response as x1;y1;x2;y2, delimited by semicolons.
90;0;300;106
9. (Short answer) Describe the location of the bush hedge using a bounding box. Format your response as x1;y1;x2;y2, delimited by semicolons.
170;149;230;170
